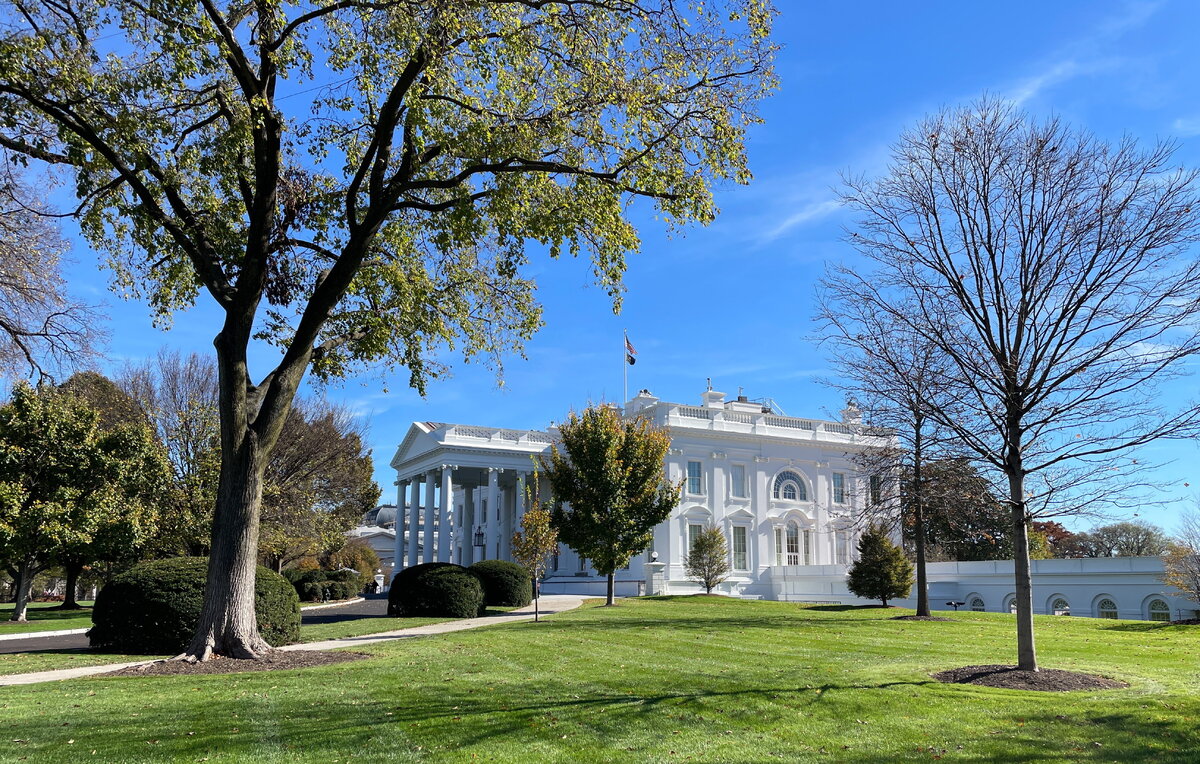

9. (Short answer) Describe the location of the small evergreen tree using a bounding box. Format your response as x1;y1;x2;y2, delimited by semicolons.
684;526;730;594
846;524;914;607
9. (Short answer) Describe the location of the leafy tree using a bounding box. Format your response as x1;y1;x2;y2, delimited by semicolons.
846;524;914;607
52;372;157;608
0;0;775;660
546;406;681;606
259;401;380;571
323;538;381;593
840;100;1200;669
511;473;559;622
0;383;168;621
1086;521;1172;557
0;169;99;380
911;459;1010;562
1161;510;1200;610
684;525;729;594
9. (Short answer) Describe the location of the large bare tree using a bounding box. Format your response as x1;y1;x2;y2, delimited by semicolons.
0;1;775;659
816;296;959;617
0;166;99;379
839;99;1200;670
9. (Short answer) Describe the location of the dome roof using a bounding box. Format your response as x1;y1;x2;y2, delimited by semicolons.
362;504;398;527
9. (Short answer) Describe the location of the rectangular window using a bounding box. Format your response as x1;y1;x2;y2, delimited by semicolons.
832;473;846;504
730;465;746;498
803;529;812;564
552;545;560;571
774;527;784;566
869;475;882;506
688;523;703;553
786;526;800;566
687;461;703;495
836;531;850;564
579;556;588;573
732;526;748;570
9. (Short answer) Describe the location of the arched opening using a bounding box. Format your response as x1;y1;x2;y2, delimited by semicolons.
1147;598;1171;622
970;597;985;612
1051;597;1071;616
1096;598;1118;619
772;470;809;502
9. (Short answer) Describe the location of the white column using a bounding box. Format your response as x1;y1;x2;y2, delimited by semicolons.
462;487;476;565
500;484;513;560
423;470;436;563
438;467;453;561
515;472;527;526
394;479;409;571
407;478;421;566
484;468;500;561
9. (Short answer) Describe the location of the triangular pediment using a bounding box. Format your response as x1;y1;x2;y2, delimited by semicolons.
390;422;447;469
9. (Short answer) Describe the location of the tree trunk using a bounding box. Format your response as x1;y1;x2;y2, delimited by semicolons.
882;597;888;607
1007;467;1038;671
10;560;35;622
606;571;615;606
55;561;84;610
912;425;930;616
182;436;272;661
5;565;20;604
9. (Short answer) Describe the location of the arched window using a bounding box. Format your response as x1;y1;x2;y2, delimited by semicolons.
970;597;985;612
1096;598;1118;619
1148;599;1171;622
1052;597;1071;616
1007;597;1017;614
773;471;808;501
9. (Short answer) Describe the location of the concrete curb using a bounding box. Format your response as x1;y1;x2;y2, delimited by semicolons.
0;628;89;642
0;595;585;687
298;597;365;612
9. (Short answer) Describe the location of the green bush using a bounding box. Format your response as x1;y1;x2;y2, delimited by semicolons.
283;568;363;602
88;557;301;653
388;562;482;618
469;560;532;608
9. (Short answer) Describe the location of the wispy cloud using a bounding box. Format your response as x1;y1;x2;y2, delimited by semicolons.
760;199;842;243
1171;117;1200;136
1003;1;1161;106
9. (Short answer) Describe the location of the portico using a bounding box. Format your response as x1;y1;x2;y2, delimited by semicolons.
390;423;549;570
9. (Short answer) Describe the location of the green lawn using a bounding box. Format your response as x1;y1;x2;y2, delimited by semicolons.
0;596;1197;762
297;607;517;643
0;602;94;635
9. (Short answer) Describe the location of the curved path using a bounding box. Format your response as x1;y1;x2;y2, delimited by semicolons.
0;594;585;687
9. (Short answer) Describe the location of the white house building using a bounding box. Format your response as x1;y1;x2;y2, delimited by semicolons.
387;385;1197;619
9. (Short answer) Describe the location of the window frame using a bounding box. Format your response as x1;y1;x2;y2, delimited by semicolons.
729;464;747;499
970;597;985;612
1148;598;1171;622
832;472;846;504
731;525;749;571
1096;598;1118;619
686;460;703;495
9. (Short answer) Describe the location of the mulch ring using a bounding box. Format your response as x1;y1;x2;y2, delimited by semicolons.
892;615;955;622
105;650;368;677
932;664;1128;692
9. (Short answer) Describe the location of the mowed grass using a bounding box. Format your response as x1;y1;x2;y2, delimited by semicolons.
1;597;1198;762
0;602;95;635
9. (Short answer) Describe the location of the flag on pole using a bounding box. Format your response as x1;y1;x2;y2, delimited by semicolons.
625;334;637;366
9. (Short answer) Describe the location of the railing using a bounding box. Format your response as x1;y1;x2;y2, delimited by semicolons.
677;405;713;420
723;411;756;424
764;415;816;430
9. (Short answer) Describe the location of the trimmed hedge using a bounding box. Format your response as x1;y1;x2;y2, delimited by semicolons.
469;560;532;608
388;562;483;618
284;568;360;602
88;557;301;654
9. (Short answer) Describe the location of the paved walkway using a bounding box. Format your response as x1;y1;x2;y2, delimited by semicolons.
0;595;584;687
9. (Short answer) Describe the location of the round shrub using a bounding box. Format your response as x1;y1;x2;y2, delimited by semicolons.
469;560;532;608
88;557;301;653
388;562;483;618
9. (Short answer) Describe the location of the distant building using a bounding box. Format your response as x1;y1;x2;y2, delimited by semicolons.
383;385;1195;619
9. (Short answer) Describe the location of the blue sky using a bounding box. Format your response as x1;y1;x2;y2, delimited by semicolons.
61;0;1200;530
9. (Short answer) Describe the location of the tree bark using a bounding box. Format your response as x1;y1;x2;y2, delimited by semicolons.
182;434;272;661
54;561;84;610
606;571;615;606
4;565;20;604
1007;461;1038;671
10;560;36;622
912;423;930;617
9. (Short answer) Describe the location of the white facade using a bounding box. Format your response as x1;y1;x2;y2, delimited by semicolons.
388;386;1196;619
390;386;882;598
